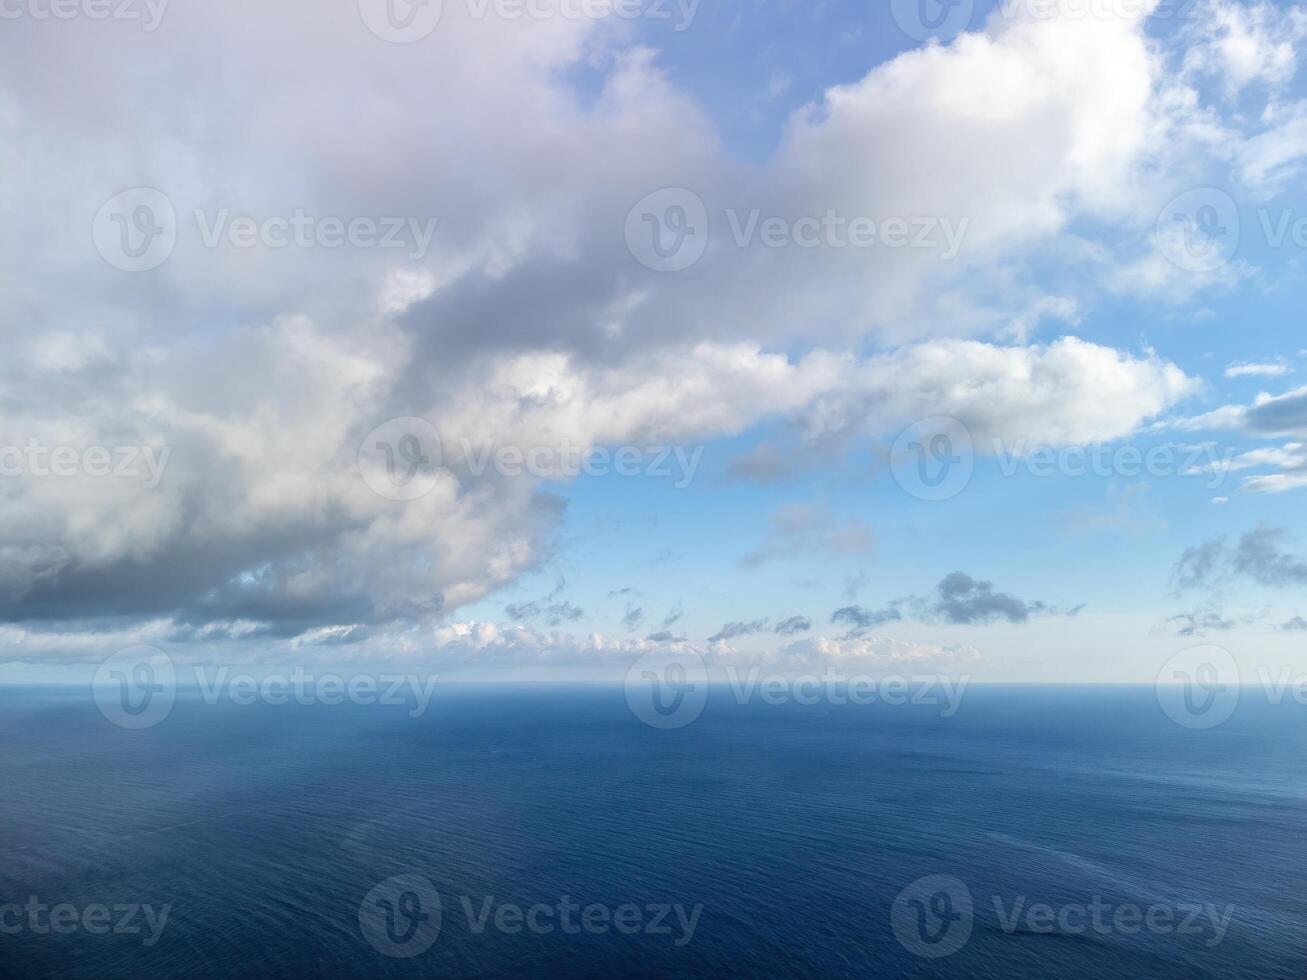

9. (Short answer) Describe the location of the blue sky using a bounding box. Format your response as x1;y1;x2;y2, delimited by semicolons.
4;0;1307;682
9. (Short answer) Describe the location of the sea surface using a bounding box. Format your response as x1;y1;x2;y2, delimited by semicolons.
1;684;1305;978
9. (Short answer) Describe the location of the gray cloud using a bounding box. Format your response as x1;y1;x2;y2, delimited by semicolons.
645;630;686;643
1246;389;1307;435
708;619;771;643
506;599;584;627
830;604;903;631
725;442;809;486
774;615;812;635
843;569;869;601
1168;607;1237;637
725;431;854;486
924;572;1053;625
831;573;1063;630
1172;538;1229;592
1173;525;1307;592
621;604;644;633
741;503;872;568
1234;525;1307;586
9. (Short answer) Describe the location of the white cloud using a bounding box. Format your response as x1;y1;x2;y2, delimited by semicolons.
0;0;1288;664
1181;0;1306;98
777;635;981;670
1225;360;1290;378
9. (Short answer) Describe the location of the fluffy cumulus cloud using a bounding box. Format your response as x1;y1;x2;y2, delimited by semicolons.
0;0;1291;665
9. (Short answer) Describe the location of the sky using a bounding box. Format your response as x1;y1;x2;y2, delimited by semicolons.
4;0;1307;683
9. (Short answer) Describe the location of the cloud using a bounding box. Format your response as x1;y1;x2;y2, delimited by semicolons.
773;615;812;635
1168;607;1239;637
1173;525;1307;591
828;573;1069;630
621;604;644;632
1225;360;1289;378
725;442;811;486
1181;0;1305;99
1245;387;1307;436
419;622;690;669
644;630;684;643
505;599;585;627
1058;484;1164;536
1160;384;1307;494
0;0;1203;638
707;619;770;643
725;439;842;486
741;503;872;568
1172;538;1231;592
0;0;1269;666
7;327;1187;637
1233;524;1307;585
831;604;904;632
777;635;981;670
919;572;1059;625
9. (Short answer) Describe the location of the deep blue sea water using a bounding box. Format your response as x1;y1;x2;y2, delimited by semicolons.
1;684;1305;978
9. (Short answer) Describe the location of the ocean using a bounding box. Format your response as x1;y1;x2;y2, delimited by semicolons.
1;683;1304;978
